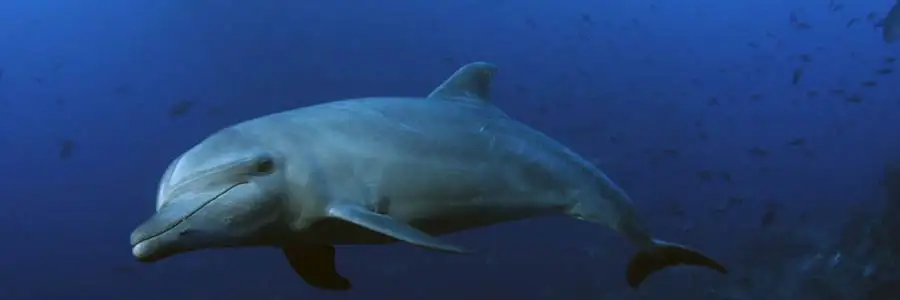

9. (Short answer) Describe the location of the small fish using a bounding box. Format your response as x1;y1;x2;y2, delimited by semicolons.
883;0;900;43
788;138;806;146
868;12;881;22
114;84;129;95
59;139;76;160
793;22;812;29
726;197;744;208
789;11;812;29
661;148;680;157
580;14;594;24
169;99;193;117
524;18;537;31
792;68;804;85
698;131;709;141
760;203;778;228
748;147;769;158
696;170;713;181
207;106;225;116
718;171;732;182
828;0;844;12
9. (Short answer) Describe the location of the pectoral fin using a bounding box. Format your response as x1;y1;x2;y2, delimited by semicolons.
282;243;352;291
327;204;470;253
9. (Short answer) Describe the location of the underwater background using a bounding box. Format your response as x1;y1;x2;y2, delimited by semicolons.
1;0;899;299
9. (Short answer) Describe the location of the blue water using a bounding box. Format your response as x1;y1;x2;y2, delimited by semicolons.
1;1;899;299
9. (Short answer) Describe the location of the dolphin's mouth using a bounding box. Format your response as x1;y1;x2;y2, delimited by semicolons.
130;183;242;258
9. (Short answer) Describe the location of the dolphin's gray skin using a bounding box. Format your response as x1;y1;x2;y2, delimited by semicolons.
130;62;727;290
884;0;900;43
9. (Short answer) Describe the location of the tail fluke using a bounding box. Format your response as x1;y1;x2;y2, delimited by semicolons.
626;239;727;288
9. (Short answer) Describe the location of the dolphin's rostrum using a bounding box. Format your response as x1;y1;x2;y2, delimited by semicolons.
130;61;727;290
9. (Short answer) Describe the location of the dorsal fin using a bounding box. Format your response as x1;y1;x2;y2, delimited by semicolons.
427;61;497;102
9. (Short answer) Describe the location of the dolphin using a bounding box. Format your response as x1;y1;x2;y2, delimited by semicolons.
130;62;727;290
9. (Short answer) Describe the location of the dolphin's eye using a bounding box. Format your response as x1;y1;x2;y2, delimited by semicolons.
255;159;275;174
